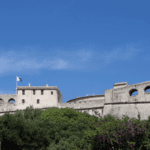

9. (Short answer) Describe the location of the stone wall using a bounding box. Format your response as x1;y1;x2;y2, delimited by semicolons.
0;81;150;121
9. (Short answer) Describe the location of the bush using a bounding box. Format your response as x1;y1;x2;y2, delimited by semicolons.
0;112;55;150
1;105;150;150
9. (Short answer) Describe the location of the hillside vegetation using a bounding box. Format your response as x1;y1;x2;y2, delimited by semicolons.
0;105;150;150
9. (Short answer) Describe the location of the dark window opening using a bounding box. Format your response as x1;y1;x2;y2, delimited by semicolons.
22;90;25;95
33;90;35;95
41;90;43;95
144;86;150;93
9;99;15;104
51;91;53;95
37;99;40;104
132;91;138;96
129;89;138;96
22;99;25;103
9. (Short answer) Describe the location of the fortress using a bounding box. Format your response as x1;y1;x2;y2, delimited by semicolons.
1;81;150;121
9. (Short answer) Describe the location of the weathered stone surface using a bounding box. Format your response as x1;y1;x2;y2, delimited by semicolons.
0;81;150;121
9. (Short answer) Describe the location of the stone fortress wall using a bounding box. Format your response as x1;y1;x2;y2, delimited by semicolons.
0;81;150;121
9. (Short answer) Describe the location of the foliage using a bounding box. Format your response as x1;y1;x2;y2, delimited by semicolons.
64;111;150;150
39;107;100;131
0;107;55;150
0;106;101;150
1;105;150;150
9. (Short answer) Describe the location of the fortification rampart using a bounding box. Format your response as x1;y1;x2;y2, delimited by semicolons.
0;81;150;121
103;81;150;121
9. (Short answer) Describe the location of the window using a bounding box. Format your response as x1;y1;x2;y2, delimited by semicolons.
9;99;15;104
22;99;25;103
41;90;43;95
129;89;138;96
22;90;25;95
33;90;35;95
144;86;150;93
37;99;40;104
51;91;53;95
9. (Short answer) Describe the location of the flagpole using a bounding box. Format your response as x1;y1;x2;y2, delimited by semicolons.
16;76;17;93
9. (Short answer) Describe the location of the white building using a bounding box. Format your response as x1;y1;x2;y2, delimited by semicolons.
0;83;62;116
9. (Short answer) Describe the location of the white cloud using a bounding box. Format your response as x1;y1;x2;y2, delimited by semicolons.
0;44;142;76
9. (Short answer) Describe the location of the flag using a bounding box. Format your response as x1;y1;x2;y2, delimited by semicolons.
17;77;22;82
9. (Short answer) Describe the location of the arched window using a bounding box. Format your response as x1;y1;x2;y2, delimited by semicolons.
9;99;15;104
129;89;138;96
144;86;150;93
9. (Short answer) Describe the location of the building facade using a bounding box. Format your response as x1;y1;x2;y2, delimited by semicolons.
0;83;62;116
0;81;150;121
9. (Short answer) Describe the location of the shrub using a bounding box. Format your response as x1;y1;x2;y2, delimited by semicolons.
1;105;150;150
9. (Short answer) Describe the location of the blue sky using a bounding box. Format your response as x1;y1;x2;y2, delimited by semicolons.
0;0;150;104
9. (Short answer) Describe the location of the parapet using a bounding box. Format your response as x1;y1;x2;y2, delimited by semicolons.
113;82;128;89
